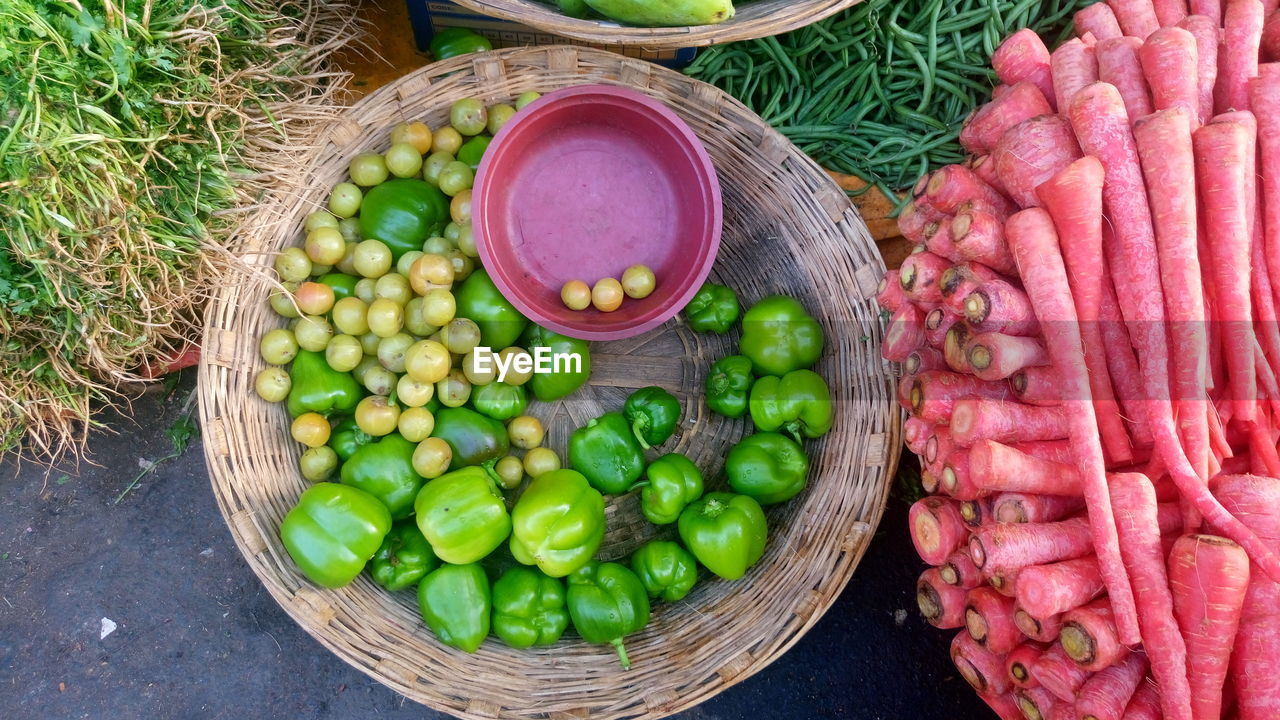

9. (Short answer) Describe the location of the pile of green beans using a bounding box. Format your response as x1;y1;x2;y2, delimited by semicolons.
685;0;1088;206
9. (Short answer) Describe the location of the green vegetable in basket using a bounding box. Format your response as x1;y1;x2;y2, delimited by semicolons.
418;563;491;653
566;561;651;670
522;324;592;401
631;540;698;603
455;269;529;349
317;272;359;300
739;296;824;377
340;433;425;519
457;135;492;170
683;282;740;334
678;492;767;581
705;355;754;418
568;412;646;495
557;0;590;18
358;179;449;261
623;386;681;449
429;27;493;61
281;483;391;588
583;0;734;27
639;453;703;525
329;416;372;462
725;432;809;505
470;382;528;421
431;406;510;470
286;350;362;418
491;567;570;649
414;466;512;564
369;520;438;592
749;369;833;441
510;469;605;578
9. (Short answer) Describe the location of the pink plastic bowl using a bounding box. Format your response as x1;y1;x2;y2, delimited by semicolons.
473;84;722;341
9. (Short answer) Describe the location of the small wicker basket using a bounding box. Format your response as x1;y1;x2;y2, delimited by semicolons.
451;0;862;49
199;46;899;720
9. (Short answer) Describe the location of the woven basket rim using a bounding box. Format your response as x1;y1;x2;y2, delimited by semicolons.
199;45;899;720
450;0;863;48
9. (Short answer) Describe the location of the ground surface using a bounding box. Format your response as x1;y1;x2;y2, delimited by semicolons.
0;372;986;719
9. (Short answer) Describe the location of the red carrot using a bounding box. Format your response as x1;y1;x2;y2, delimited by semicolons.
1194;119;1258;424
1014;686;1060;720
896;373;914;411
980;691;1024;720
1217;0;1264;113
1052;38;1101;112
941;450;981;501
1253;65;1280;331
910;370;1012;424
993;29;1057;110
922;307;960;349
1122;680;1162;720
970;154;1009;196
940;262;1002;314
960;82;1055;155
992;492;1084;524
966;587;1022;654
963;278;1039;336
1265;10;1280;60
899;251;950;305
904;347;945;375
1190;0;1223;23
917;567;968;629
943;323;973;374
1006;643;1046;689
951;210;1018;275
1097;280;1154;448
882;303;926;362
1179;14;1221;124
958;497;995;527
924;425;956;475
904;416;933;456
964;333;1049;382
1110;472;1192;720
898;200;939;244
1031;643;1093;702
876;269;906;312
1097;37;1156;122
1016;608;1062;643
1061;599;1130;672
1077;3;1125;39
1133;106;1211;482
1154;0;1190;24
1011;366;1061;407
923;219;960;260
910;496;968;565
951;399;1066;447
992;115;1083;210
921;469;941;495
1139;27;1201;119
969;440;1082;496
952;630;1012;696
1016;557;1105;619
1036;156;1135;466
941;547;985;588
1076;652;1150;720
923;165;1016;218
968;516;1094;571
1110;0;1162;38
1005;205;1142;645
1211;474;1280;720
1168;534;1250;720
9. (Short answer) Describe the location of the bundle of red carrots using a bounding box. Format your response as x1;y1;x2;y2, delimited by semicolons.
880;1;1280;718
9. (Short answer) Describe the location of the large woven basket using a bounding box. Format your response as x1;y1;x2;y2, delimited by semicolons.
199;46;898;720
452;0;861;49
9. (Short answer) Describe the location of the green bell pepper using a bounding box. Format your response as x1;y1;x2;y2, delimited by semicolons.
286;350;362;418
510;469;605;577
566;561;651;670
281;483;391;588
457;135;492;169
429;27;493;61
522;324;592;401
568;412;646;495
417;563;491;653
358;179;449;261
678;492;767;581
491;566;569;649
329;416;372;462
414;466;512;564
639;453;703;525
705;355;754;418
623;386;681;449
739;295;824;377
470;381;527;421
339;433;424;519
431;406;510;470
630;540;698;603
725;431;809;505
683;282;740;334
748;369;833;441
556;0;590;18
455;269;528;350
369;520;438;592
317;272;358;300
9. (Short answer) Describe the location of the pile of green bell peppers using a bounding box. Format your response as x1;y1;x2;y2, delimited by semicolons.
568;412;645;495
